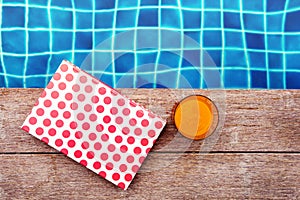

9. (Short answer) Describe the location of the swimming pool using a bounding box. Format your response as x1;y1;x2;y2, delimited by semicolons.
0;0;300;88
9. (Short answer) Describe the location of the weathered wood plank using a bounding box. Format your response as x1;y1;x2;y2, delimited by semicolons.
0;153;299;199
1;89;299;153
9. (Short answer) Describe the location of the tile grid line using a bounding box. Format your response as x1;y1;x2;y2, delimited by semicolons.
111;0;119;88
264;0;270;89
23;0;29;87
2;3;300;16
282;0;290;89
1;66;299;78
70;0;76;62
1;48;300;59
91;0;96;76
133;0;141;88
175;0;184;88
0;0;8;87
153;0;162;88
220;0;225;88
45;0;53;87
200;0;205;88
2;46;300;56
2;26;300;36
239;0;251;89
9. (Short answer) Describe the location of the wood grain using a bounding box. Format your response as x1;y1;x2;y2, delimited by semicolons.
0;153;299;199
1;89;299;153
0;89;299;199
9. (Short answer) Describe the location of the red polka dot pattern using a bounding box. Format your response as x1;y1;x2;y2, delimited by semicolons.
20;60;166;190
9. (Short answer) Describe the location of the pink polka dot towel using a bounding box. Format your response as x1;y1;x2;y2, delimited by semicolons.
21;60;166;190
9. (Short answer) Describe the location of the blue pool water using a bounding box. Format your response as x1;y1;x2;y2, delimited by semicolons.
0;0;300;89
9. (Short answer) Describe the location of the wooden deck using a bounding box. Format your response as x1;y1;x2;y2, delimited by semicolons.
0;89;299;199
